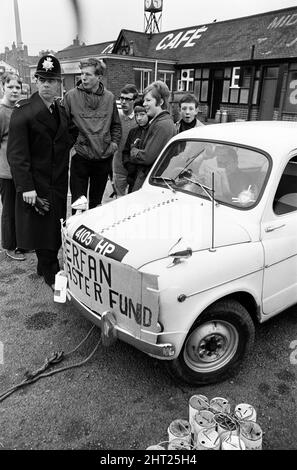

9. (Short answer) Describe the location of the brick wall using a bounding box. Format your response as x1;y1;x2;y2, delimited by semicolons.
281;113;297;121
106;59;139;96
218;104;249;122
105;58;175;97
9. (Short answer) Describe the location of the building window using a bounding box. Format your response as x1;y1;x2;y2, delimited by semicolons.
239;88;249;104
265;67;279;79
194;81;201;98
117;38;130;55
221;66;260;105
200;80;209;102
222;80;230;102
202;69;209;79
178;69;194;92
230;88;239;103
134;69;152;92
252;69;261;105
195;69;202;79
192;67;209;102
224;68;232;79
158;71;174;91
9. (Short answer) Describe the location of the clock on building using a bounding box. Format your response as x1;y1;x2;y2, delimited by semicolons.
144;0;163;12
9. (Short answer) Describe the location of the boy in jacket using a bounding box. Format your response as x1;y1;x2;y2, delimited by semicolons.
64;58;122;209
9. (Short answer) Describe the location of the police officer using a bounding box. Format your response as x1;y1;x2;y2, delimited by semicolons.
7;55;73;290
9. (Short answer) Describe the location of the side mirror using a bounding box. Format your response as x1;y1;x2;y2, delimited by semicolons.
168;247;192;268
169;248;192;259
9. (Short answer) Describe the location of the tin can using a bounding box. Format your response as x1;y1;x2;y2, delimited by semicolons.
196;429;220;450
167;419;191;444
146;445;166;450
240;421;263;450
221;435;246;450
210;397;231;414
221;110;228;123
168;438;192;450
215;109;221;123
234;403;257;422
189;394;209;431
192;410;216;444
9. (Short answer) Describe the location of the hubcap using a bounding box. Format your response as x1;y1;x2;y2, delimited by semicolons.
184;320;239;373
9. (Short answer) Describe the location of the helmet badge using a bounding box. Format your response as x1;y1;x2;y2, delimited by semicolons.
42;57;54;72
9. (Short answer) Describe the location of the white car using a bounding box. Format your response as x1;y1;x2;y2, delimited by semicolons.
59;121;297;385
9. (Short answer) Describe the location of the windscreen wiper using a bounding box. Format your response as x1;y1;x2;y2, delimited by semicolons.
179;170;215;203
151;176;176;193
174;147;205;181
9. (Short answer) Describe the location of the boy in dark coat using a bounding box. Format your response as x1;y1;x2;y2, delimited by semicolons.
122;98;149;193
7;55;73;290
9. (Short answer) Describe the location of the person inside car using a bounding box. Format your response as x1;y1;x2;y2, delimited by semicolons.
199;146;258;203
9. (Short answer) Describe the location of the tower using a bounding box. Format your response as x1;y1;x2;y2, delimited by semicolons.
14;0;23;50
144;0;163;35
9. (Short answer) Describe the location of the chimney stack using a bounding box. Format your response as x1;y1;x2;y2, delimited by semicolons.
14;0;23;50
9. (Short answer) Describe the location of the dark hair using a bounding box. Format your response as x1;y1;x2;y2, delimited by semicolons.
120;83;138;99
143;80;170;110
179;93;199;108
79;58;106;76
1;72;22;88
133;97;144;109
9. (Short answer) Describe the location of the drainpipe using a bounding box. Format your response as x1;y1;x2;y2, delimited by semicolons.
247;45;255;121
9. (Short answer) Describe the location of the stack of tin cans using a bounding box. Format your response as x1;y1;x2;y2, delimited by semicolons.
146;394;263;450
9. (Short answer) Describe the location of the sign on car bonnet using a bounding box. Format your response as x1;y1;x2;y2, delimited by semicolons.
73;225;128;262
62;230;160;341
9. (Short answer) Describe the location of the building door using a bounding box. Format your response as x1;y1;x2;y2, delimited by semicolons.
258;67;279;120
210;69;224;118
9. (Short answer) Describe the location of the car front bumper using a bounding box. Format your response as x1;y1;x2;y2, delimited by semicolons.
67;289;176;359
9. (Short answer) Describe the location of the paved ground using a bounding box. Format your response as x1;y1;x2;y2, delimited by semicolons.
0;185;296;450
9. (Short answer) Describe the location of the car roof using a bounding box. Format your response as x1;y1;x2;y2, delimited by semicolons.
172;121;297;159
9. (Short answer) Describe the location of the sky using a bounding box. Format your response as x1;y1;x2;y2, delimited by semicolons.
1;0;297;55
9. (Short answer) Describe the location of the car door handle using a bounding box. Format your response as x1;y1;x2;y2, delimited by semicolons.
265;223;286;233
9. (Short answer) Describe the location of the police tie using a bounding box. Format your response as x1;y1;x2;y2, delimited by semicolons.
49;102;59;123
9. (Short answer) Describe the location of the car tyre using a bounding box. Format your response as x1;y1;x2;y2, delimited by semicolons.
166;299;255;385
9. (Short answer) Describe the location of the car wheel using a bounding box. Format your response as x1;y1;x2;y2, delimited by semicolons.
166;299;255;385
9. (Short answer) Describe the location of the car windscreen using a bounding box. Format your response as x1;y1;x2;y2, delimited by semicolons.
150;140;270;209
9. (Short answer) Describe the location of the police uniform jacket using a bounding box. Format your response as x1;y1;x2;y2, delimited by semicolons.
7;92;72;251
